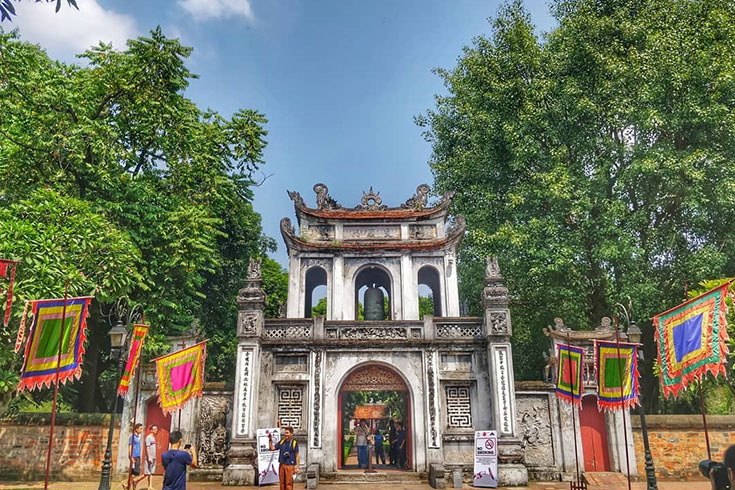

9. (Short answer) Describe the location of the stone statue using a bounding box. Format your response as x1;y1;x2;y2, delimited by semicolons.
313;183;341;210
401;184;430;209
247;257;262;280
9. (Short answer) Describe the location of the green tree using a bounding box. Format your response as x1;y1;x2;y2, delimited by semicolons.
0;29;285;411
420;0;735;410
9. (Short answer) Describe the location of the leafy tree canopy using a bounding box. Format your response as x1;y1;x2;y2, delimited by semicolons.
0;0;76;23
0;28;285;411
420;0;735;411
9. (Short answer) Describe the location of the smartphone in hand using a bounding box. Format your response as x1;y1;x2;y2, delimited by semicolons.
184;444;191;449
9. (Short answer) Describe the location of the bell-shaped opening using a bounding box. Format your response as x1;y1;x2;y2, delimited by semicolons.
355;266;392;320
305;266;327;318
418;266;442;317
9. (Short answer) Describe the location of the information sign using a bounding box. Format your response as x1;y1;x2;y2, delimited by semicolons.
473;430;498;488
256;427;281;486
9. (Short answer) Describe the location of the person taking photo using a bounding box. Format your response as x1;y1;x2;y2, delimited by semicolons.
161;430;197;490
269;422;300;490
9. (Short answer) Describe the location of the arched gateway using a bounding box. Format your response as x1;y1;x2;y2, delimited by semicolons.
337;363;412;470
222;184;528;486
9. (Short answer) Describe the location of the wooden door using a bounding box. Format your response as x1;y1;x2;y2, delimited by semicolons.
146;397;172;475
579;395;610;472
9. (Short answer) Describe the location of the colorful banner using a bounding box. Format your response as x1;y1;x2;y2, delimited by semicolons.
17;296;93;392
153;340;207;415
473;430;498;488
117;324;149;397
555;343;585;406
0;259;18;327
653;282;731;399
256;427;281;486
594;340;640;411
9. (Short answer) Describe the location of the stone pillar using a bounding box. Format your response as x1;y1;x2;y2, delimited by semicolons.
483;257;528;486
223;257;263;486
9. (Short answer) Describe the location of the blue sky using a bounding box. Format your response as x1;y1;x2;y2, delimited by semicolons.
10;0;556;266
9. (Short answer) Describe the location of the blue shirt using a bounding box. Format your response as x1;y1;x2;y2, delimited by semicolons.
396;429;406;448
274;438;299;466
129;434;141;458
374;434;384;445
162;450;192;490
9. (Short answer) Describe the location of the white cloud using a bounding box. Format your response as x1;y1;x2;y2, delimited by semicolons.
179;0;254;22
12;0;138;61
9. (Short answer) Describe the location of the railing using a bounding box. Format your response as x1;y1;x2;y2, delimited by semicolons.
260;316;486;343
262;319;312;340
434;317;485;340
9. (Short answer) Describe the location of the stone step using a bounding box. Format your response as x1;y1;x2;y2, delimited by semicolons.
321;471;426;484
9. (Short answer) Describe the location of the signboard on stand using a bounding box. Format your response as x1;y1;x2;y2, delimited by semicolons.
473;430;498;488
256;427;281;486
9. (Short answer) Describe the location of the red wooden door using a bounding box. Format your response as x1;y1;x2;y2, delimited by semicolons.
146;397;172;475
579;395;610;472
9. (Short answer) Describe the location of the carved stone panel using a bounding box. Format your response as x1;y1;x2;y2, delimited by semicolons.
343;225;400;240
515;395;554;467
197;393;232;467
276;385;304;430
236;348;253;437
409;224;437;240
341;365;407;392
445;384;473;429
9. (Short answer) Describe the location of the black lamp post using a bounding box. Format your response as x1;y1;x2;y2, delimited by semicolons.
98;299;143;490
615;300;658;490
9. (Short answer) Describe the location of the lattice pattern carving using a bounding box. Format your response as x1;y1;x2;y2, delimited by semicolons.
263;323;311;340
445;385;473;428
277;386;304;430
436;323;483;339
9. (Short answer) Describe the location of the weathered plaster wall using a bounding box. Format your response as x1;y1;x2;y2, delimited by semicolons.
0;413;120;481
631;414;735;480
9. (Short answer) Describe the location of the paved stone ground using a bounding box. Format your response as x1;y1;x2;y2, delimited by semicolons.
0;481;714;490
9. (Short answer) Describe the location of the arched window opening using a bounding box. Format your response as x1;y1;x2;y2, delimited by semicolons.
354;266;392;320
418;266;442;317
305;267;327;318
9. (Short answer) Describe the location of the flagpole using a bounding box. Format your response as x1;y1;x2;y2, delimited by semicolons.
566;333;582;488
698;381;712;460
613;317;632;490
128;351;144;490
44;280;69;490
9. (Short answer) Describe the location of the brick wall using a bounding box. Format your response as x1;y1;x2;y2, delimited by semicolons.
632;414;735;480
0;413;121;481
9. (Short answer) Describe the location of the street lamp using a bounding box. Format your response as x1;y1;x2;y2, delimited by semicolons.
615;300;658;490
98;299;143;490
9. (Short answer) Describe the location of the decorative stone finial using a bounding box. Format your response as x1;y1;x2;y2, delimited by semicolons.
482;256;509;307
485;257;501;280
247;257;261;280
286;190;305;208
401;184;430;210
313;183;341;210
356;187;388;211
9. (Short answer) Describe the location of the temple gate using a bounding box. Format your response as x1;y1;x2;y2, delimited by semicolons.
222;184;528;486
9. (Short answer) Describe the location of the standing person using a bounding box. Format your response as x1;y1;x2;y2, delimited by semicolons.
373;429;386;467
269;425;300;490
354;419;369;469
388;420;397;466
143;425;159;490
161;430;197;490
709;444;735;490
396;421;407;470
125;423;143;490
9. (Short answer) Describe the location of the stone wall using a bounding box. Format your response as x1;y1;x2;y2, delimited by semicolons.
0;413;121;481
631;414;735;480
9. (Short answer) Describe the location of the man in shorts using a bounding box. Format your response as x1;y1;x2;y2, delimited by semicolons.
143;425;159;490
125;423;143;489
